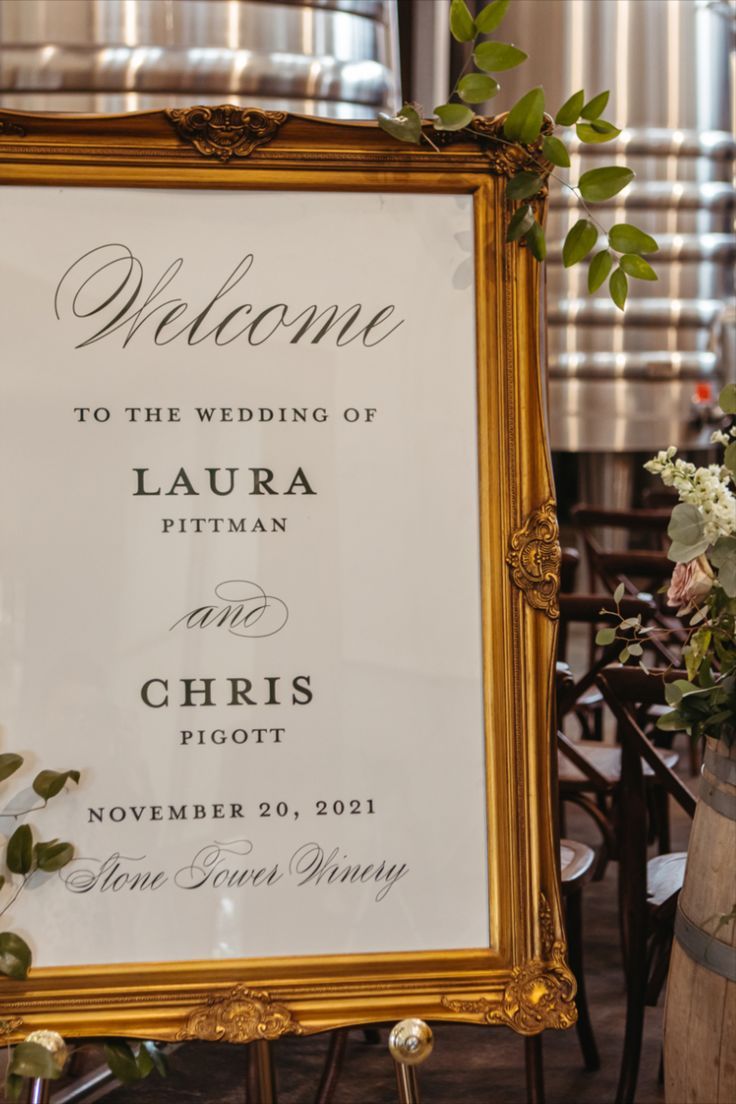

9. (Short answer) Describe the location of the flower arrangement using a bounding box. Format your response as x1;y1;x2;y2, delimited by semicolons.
602;384;736;745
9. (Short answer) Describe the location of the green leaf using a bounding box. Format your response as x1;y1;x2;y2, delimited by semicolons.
614;582;626;604
136;1044;154;1078
563;218;598;268
0;755;23;784
668;502;706;548
609;223;659;255
580;90;610;120
595;627;616;646
717;558;736;598
458;73;499;104
8;1041;62;1080
524;221;546;261
579;165;634;202
576;120;621;144
724;442;736;475
719;384;736;415
104;1042;142;1083
506;204;535;242
506;171;543;200
377;105;421;145
32;769;80;802
619;253;658;280
142;1040;168;1078
710;536;736;568
628;643;643;657
474;41;527;72
555;89;585;126
5;1073;24;1103
433;103;475;131
34;840;74;872
668;539;711;564
588;249;613;292
503;87;545;144
6;825;32;875
619;646;631;663
542;135;570;167
609;267;628;311
656;709;688;733
449;0;476;42
0;932;32;980
475;0;510;33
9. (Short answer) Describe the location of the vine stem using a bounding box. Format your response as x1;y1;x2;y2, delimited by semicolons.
0;874;30;919
0;802;47;821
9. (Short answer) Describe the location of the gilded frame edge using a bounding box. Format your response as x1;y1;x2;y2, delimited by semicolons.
0;107;570;1042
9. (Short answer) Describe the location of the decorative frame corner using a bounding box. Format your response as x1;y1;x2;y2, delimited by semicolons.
165;105;289;162
177;985;303;1043
507;501;561;619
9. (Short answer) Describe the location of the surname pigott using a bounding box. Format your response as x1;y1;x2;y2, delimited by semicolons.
132;463;315;534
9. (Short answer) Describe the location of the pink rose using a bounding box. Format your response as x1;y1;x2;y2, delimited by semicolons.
667;555;715;614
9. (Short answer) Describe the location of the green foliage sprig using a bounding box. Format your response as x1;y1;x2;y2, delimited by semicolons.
377;0;658;309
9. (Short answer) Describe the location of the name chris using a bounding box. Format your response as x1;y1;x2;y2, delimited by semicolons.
141;674;313;708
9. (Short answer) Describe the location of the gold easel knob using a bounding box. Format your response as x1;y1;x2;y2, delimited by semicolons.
24;1030;69;1074
388;1019;434;1067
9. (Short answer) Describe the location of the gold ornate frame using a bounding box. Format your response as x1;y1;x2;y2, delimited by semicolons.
0;106;570;1043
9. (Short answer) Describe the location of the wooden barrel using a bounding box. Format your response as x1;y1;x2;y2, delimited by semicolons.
664;735;736;1103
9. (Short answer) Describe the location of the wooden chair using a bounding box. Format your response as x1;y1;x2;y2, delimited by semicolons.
596;666;697;1104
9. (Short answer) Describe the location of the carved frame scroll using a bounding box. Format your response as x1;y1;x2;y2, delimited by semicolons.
0;107;569;1042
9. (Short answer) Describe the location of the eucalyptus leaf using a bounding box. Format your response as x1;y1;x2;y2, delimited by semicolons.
433;103;474;131
724;442;736;475
579;166;634;202
377;105;421;144
717;559;736;598
142;1040;168;1078
619;646;631;663
619;253;657;280
562;219;598;268
555;89;585;126
474;41;527;72
104;1042;142;1083
609;267;628;311
668;539;710;564
576;120;621;143
449;0;476;43
628;643;643;657
524;220;546;261
503;87;545;144
5;1073;24;1103
136;1045;154;1078
0;754;23;784
458;73;499;104
614;582;626;604
595;627;616;646
6;824;32;875
34;840;74;872
710;535;736;568
8;1041;62;1080
0;931;32;980
475;0;510;33
668;502;706;548
656;709;688;732
609;223;659;255
588;249;613;292
506;171;543;200
580;90;610;120
719;383;736;414
32;769;80;802
542;135;570;167
506;204;535;242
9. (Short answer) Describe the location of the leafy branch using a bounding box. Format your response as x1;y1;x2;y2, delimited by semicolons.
377;0;658;309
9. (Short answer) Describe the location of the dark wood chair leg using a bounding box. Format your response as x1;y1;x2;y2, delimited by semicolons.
524;1035;545;1104
565;890;600;1071
315;1029;348;1104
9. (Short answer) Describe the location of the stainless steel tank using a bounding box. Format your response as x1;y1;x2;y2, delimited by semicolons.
493;0;735;467
0;0;400;117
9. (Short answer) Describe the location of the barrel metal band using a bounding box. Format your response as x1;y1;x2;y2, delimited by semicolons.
675;903;736;982
700;777;736;819
703;745;736;786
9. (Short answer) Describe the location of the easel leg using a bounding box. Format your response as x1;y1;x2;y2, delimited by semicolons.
388;1019;433;1104
246;1039;277;1104
29;1078;51;1104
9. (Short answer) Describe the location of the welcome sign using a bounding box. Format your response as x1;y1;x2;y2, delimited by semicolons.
0;108;572;1042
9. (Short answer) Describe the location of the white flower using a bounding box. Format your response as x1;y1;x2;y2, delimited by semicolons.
644;448;736;543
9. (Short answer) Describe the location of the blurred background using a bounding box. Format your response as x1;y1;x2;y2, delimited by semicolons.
0;0;734;515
